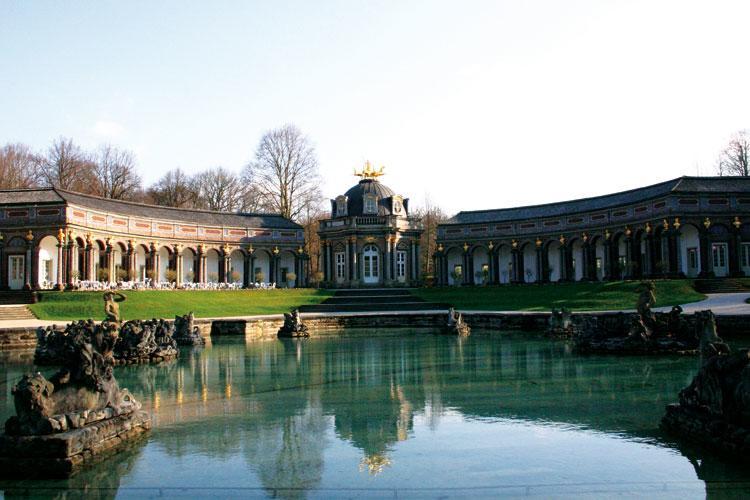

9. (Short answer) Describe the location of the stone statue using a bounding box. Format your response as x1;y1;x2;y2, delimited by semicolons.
662;324;750;455
444;307;470;336
174;312;206;346
103;292;126;324
7;330;140;436
696;310;730;364
667;305;684;337
636;281;656;330
2;318;150;479
278;309;309;338
547;308;576;337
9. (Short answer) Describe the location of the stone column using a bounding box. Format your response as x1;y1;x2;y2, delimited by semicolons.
558;241;568;282
149;242;158;285
243;252;251;287
602;236;612;280
220;246;230;283
510;243;520;284
126;241;135;281
23;231;34;290
174;245;183;286
462;247;470;285
668;228;681;277
622;234;632;280
535;241;545;283
195;245;204;283
642;233;653;277
580;240;591;281
0;235;7;290
698;227;711;278
66;234;77;288
730;218;743;277
250;253;257;284
55;230;65;290
105;240;115;283
352;238;358;282
413;241;419;282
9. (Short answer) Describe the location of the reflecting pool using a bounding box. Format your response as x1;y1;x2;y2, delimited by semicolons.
1;330;749;498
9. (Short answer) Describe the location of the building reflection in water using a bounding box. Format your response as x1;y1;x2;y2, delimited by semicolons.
0;331;747;497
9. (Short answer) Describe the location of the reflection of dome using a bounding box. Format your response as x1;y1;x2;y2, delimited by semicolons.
343;179;396;216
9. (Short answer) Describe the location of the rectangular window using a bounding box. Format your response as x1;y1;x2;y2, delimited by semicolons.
364;256;371;278
365;197;377;214
742;244;750;268
335;252;346;279
688;248;698;269
281;267;288;283
712;244;727;268
596;258;602;270
396;251;406;278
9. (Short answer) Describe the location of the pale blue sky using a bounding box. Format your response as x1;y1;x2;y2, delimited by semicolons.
1;0;748;214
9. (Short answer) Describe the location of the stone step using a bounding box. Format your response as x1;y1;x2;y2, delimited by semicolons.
694;279;750;294
0;306;36;321
324;295;427;305
298;302;451;313
332;289;414;297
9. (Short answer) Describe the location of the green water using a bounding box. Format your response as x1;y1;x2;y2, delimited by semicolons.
0;330;748;498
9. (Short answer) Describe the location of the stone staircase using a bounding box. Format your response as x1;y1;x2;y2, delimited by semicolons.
299;288;450;313
694;279;750;294
0;305;36;321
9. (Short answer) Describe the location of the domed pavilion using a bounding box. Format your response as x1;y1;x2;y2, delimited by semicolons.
318;162;423;287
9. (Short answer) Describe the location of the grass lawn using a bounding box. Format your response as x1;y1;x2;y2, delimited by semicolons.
29;289;334;321
412;280;705;312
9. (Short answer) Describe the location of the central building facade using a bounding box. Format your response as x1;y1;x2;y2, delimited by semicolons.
318;163;423;287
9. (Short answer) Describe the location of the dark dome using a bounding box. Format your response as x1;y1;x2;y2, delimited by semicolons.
343;179;396;216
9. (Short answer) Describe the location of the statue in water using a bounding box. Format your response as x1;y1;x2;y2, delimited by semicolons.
103;292;126;324
278;309;309;338
636;281;656;333
445;307;470;336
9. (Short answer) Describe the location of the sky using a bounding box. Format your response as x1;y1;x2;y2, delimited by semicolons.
1;0;748;216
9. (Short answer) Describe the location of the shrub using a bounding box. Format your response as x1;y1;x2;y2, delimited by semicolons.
97;268;109;281
165;269;177;283
255;271;265;283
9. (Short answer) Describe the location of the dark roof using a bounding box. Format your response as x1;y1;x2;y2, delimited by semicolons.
342;179;396;216
0;188;301;229
445;176;750;225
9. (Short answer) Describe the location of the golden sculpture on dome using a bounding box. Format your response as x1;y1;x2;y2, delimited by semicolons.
354;160;385;179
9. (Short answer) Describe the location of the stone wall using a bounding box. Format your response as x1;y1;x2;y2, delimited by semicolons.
1;311;749;349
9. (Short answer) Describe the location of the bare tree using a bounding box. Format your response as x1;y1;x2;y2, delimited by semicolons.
91;145;142;200
717;130;750;176
0;143;40;189
146;168;200;208
195;167;246;212
238;168;273;213
36;137;95;192
412;196;450;279
246;124;322;220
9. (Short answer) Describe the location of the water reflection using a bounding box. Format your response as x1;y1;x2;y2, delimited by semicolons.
0;331;749;497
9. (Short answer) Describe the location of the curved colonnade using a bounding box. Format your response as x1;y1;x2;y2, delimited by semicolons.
435;177;750;285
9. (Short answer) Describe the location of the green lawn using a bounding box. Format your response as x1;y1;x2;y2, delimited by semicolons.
412;280;705;312
30;289;334;321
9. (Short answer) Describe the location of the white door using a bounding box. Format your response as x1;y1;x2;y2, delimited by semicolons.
362;245;380;284
8;255;25;290
711;243;728;277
